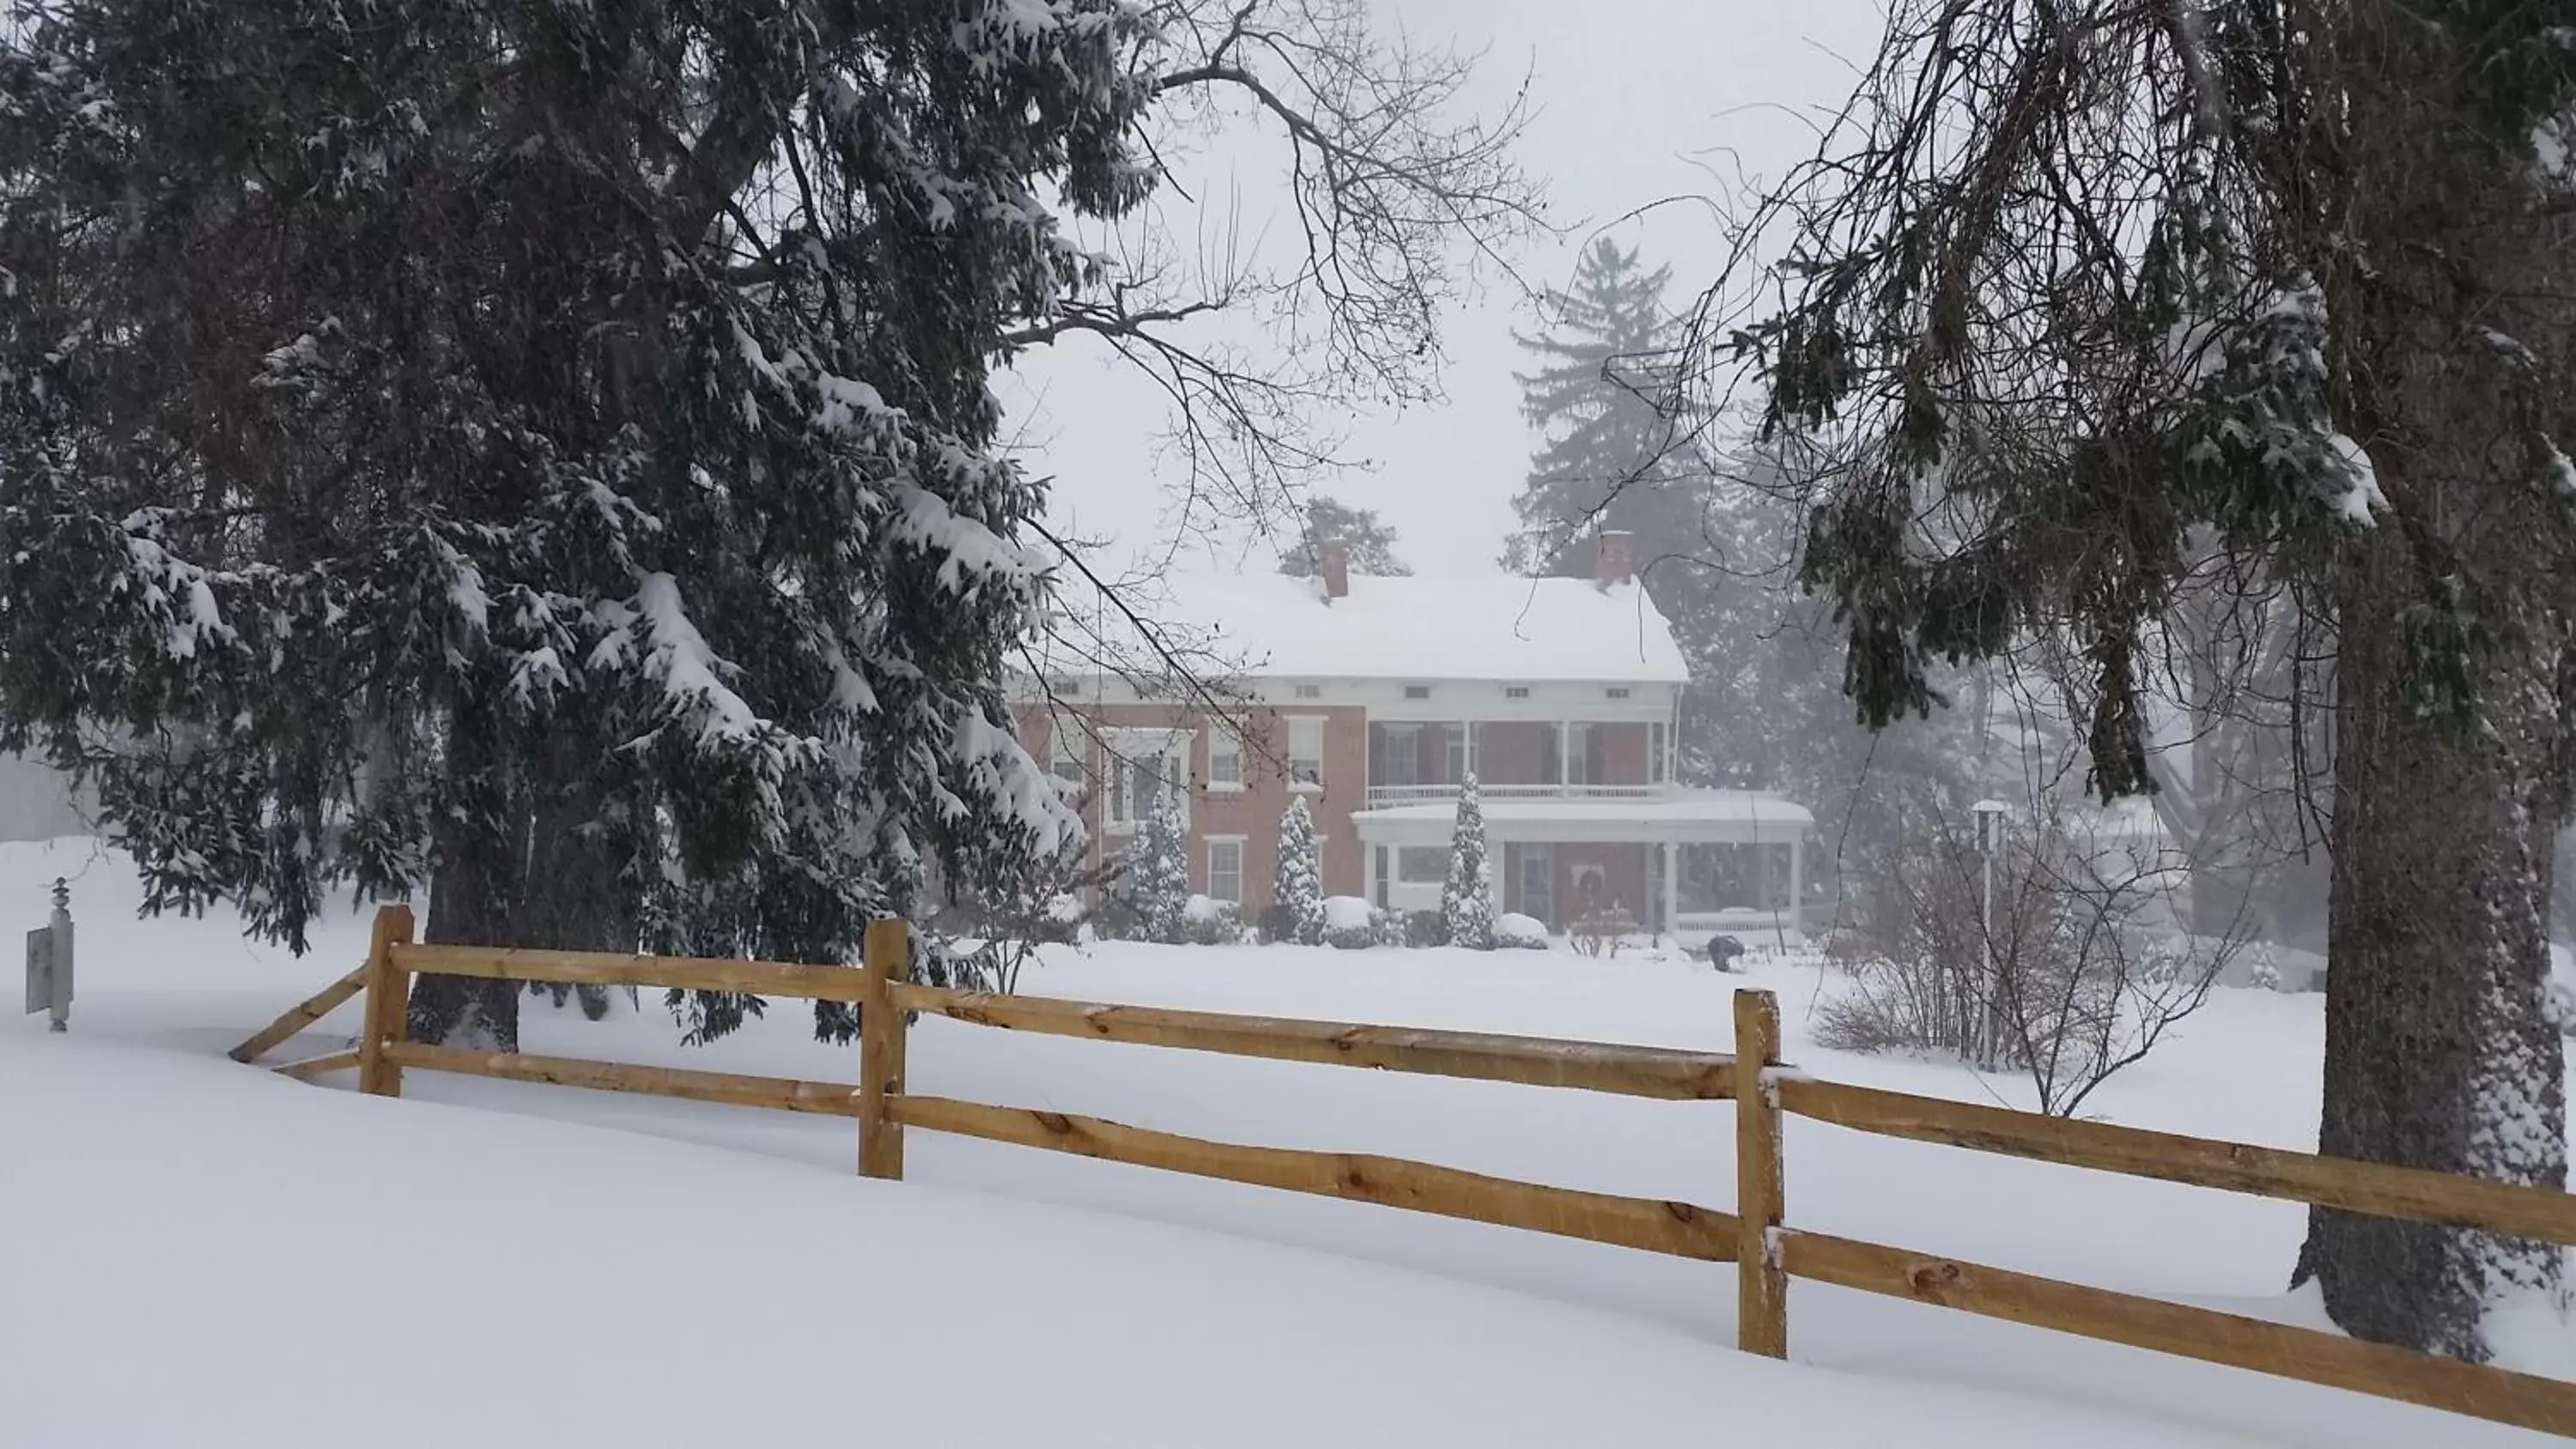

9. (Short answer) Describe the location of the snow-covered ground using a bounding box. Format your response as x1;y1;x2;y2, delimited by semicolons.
3;837;2569;1447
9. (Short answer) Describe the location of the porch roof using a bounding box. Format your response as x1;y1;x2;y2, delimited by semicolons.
1351;789;1813;846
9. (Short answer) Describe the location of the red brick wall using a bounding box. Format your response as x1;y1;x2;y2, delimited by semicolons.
1593;723;1653;785
1019;700;1367;907
1472;721;1552;787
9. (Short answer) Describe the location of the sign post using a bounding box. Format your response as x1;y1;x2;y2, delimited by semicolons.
21;877;70;1033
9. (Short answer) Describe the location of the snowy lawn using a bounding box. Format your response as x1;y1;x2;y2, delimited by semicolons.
3;837;2570;1446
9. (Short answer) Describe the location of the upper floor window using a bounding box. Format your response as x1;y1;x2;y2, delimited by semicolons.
1605;686;1631;700
1106;728;1188;829
1207;724;1245;789
1288;716;1326;788
1294;683;1323;700
1403;684;1431;700
1050;718;1087;788
1053;677;1083;697
1504;685;1531;700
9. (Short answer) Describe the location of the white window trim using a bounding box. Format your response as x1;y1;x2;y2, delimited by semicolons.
1205;834;1247;905
1050;718;1088;784
1286;714;1327;791
1206;723;1247;793
1103;726;1191;833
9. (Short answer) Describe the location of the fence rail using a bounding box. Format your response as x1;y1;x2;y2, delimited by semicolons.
888;1093;1738;1261
238;905;2576;1440
889;982;1734;1100
1772;1076;2576;1246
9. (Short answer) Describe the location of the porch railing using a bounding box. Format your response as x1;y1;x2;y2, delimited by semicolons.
1363;782;1668;807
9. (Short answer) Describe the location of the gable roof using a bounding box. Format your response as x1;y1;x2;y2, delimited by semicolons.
1032;573;1691;686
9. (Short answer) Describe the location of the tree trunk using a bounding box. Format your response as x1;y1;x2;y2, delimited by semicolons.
407;698;527;1050
410;816;525;1052
2298;5;2576;1355
2306;526;2569;1358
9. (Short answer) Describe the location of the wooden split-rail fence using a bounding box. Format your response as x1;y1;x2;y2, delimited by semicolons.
231;905;2576;1438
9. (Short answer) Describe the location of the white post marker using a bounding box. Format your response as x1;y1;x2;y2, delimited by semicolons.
23;876;71;1033
1970;800;2008;1070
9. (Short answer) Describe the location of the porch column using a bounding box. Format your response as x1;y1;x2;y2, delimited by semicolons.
1662;840;1680;938
1558;720;1571;796
1787;836;1805;937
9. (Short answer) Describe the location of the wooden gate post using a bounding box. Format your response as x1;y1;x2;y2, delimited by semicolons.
1734;988;1787;1356
857;918;910;1179
355;905;416;1098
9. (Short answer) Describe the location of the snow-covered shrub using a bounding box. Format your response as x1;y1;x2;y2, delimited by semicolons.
1439;773;1495;949
1114;792;1191;944
2245;941;2281;991
1182;894;1249;947
1269;797;1327;945
1494;912;1551;950
1322;894;1382;949
1402;910;1446;949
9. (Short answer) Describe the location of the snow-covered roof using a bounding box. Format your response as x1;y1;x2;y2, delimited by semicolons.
1032;573;1691;686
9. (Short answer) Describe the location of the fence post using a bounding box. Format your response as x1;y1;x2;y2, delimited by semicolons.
356;905;416;1098
858;917;910;1179
1734;988;1787;1357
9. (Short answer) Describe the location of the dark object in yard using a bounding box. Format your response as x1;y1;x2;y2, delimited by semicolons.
1705;936;1747;972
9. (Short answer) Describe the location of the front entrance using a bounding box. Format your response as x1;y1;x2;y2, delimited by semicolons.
1516;843;1552;926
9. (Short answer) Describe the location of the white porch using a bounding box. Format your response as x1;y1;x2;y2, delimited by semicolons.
1352;789;1814;941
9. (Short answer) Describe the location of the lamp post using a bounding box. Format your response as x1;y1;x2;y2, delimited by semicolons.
1969;799;2009;1070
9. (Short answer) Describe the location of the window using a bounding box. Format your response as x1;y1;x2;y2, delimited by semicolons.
1050;718;1087;788
1107;729;1188;829
1564;722;1593;785
1288;716;1326;787
1403;684;1431;700
1206;839;1245;904
1294;683;1322;700
1207;724;1244;789
1649;721;1668;785
1605;686;1631;700
1055;678;1084;697
1504;685;1530;700
1395;846;1451;884
1375;722;1419;787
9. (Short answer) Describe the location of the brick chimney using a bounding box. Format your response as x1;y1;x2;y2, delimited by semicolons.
1319;540;1351;601
1594;530;1636;590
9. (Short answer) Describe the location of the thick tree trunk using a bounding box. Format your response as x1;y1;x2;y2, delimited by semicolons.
2305;528;2569;1358
2298;4;2576;1355
410;819;525;1052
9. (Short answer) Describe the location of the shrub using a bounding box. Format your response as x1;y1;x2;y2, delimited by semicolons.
1815;809;2239;1115
1272;797;1327;945
1494;912;1550;949
1321;894;1386;949
1439;773;1495;949
1182;894;1248;947
1404;910;1446;949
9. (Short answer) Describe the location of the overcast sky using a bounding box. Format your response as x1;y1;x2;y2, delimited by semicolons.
999;0;1886;579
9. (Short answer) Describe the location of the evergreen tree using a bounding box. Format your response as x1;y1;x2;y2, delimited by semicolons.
1707;0;2576;1356
1277;497;1411;577
0;0;1131;1046
1440;774;1494;949
1505;241;1710;579
1122;791;1192;946
1272;796;1327;946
